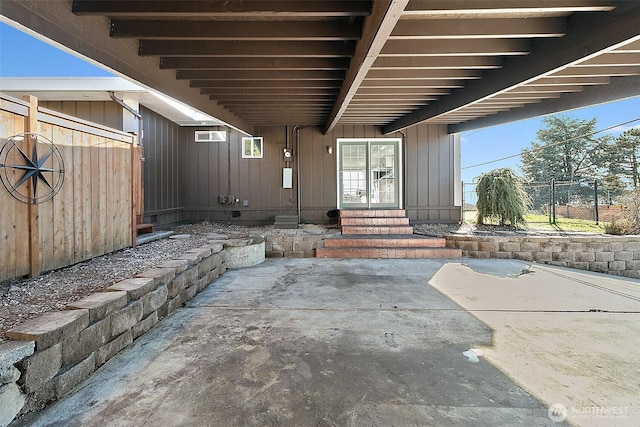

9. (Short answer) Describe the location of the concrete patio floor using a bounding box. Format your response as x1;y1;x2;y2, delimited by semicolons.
15;258;640;427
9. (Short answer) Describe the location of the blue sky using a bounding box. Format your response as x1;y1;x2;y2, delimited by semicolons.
1;21;639;183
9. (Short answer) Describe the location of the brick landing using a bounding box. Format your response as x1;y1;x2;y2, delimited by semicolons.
318;210;461;259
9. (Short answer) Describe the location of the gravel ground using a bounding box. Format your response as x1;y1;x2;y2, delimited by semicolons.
0;222;253;342
0;220;518;343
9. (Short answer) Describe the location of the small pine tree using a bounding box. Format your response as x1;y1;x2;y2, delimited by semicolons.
476;168;530;226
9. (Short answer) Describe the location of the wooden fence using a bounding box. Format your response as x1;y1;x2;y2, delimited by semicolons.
0;94;141;281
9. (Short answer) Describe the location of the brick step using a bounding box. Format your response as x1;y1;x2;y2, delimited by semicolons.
341;225;414;235
339;209;406;218
339;217;410;226
323;235;446;248
316;247;461;259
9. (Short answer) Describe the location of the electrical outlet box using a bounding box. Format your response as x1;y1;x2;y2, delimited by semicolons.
218;195;227;204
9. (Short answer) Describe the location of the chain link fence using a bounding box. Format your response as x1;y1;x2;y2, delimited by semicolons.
463;179;618;225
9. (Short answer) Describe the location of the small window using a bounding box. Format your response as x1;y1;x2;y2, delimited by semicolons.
242;137;263;159
195;130;227;142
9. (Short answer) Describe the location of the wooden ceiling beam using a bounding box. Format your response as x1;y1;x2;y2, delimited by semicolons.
384;1;640;133
160;57;350;70
176;70;345;80
379;39;530;56
372;56;502;69
323;0;410;134
391;18;565;39
366;69;482;79
110;20;361;41
139;40;356;57
190;80;342;89
73;1;370;17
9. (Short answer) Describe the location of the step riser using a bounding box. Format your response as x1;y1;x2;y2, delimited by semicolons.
342;226;414;235
323;238;446;248
339;210;406;218
317;248;462;259
339;218;410;226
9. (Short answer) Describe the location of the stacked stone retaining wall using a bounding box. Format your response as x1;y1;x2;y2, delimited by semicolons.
0;243;226;426
444;234;640;279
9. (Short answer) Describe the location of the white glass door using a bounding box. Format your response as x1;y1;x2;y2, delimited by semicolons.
338;139;401;209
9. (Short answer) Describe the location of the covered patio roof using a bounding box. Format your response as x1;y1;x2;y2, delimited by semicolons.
1;1;639;135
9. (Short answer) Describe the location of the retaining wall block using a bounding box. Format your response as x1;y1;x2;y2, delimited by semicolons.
623;241;640;252
478;241;499;252
266;251;284;258
284;251;305;258
457;241;478;251
575;252;596;263
513;252;534;262
198;255;220;279
0;342;35;370
173;252;200;266
567;262;590;270
499;242;521;252
62;317;111;367
520;242;541;252
586;242;605;252
533;252;552;262
293;241;315;252
67;292;128;323
490;251;513;259
304;250;316;258
563;242;585;252
110;301;143;337
17;343;62;394
595;252;615;262
133;312;159;340
106;278;156;301
605;242;624;252
206;265;226;284
140;285;168;318
96;330;132;367
469;251;490;259
168;271;189;299
625;260;640;270
270;239;293;252
166;295;185;314
156;259;190;274
609;261;627;271
614;251;634;261
552;252;575;262
54;353;95;399
135;267;176;287
7;311;89;351
619;270;640;279
195;276;209;293
0;383;25;427
634;251;640;260
589;261;609;272
184;247;213;263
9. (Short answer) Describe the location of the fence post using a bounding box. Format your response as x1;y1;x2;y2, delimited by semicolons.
594;179;599;225
551;178;557;224
23;95;41;277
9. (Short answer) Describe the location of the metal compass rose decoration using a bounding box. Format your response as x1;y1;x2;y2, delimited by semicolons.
0;133;65;204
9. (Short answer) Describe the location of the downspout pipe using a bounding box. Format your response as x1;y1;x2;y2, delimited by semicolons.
108;91;143;146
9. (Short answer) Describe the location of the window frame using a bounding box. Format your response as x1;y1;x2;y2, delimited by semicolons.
242;136;264;159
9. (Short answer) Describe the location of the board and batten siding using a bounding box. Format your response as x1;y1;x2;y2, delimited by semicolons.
141;106;182;225
162;123;460;226
0;94;135;281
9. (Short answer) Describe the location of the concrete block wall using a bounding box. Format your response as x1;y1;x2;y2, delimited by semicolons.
444;234;640;278
0;243;226;426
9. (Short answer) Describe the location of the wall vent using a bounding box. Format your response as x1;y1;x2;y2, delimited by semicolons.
195;130;227;142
